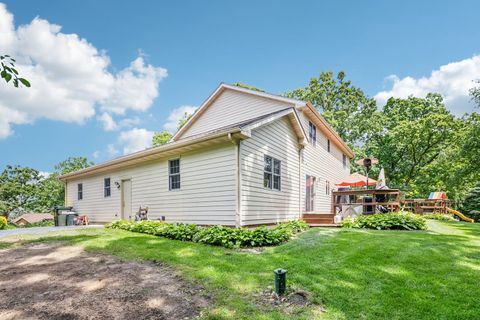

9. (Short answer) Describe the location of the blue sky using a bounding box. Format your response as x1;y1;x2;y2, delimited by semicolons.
0;0;479;172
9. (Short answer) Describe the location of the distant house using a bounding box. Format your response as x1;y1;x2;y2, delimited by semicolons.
13;213;54;226
59;84;353;226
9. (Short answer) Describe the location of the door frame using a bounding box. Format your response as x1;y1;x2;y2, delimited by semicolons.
121;179;132;220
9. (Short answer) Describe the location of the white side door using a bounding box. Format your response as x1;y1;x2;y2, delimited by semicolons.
121;179;132;220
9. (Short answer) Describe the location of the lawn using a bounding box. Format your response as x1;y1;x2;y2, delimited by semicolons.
2;220;479;320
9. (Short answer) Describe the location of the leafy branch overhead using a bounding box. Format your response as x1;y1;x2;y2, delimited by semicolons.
1;55;30;88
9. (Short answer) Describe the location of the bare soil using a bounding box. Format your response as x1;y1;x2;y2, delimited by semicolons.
0;243;210;320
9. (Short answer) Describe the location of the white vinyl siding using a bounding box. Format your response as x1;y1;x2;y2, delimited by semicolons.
66;143;237;225
240;116;301;225
298;111;350;213
180;89;295;139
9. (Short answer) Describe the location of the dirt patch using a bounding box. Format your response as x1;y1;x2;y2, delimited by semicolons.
255;287;325;314
0;243;210;320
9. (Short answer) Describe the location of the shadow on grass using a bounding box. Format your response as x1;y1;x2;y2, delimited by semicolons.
3;225;480;320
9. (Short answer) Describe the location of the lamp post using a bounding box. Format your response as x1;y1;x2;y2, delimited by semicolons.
356;157;378;189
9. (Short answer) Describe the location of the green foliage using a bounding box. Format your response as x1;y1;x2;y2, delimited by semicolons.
367;94;457;197
422;213;454;221
285;71;380;147
462;183;480;221
106;220;309;248
0;216;7;229
1;55;30;88
177;112;193;130
470;80;480;108
152;130;173;147
233;82;265;92
342;213;427;230
0;157;93;216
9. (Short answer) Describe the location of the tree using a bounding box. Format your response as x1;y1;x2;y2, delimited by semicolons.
367;94;457;197
152;130;173;147
1;55;30;87
177;112;193;130
469;80;480;108
37;157;94;210
285;71;381;147
0;166;42;214
462;182;480;216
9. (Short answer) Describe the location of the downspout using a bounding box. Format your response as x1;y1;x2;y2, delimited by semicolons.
298;146;304;220
64;180;68;207
228;133;241;227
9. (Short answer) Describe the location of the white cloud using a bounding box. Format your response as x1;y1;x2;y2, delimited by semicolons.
92;150;100;159
163;105;197;132
107;144;119;157
39;171;50;179
375;55;480;114
0;3;167;138
97;113;141;131
117;128;154;155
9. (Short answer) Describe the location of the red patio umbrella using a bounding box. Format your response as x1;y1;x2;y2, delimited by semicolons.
335;172;377;187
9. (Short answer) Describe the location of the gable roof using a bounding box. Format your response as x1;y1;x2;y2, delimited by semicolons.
59;108;306;181
173;83;354;158
13;213;54;224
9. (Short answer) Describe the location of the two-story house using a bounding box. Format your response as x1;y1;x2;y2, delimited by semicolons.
59;83;353;225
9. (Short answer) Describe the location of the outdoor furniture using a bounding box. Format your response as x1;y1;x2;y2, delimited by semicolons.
135;206;149;221
76;215;89;225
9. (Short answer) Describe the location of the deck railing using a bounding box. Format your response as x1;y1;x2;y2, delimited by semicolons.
331;189;401;215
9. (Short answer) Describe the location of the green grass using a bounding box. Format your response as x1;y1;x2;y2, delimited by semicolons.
2;220;479;319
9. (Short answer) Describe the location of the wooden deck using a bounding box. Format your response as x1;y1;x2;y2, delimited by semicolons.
302;213;335;225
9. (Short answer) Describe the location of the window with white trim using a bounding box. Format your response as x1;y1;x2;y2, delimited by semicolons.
343;154;347;169
77;183;83;200
169;159;181;190
264;155;281;191
104;178;111;197
308;121;317;146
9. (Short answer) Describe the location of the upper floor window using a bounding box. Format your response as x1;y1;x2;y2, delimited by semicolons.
308;121;317;146
264;155;281;191
77;183;83;200
327;139;331;153
169;159;181;190
104;178;111;197
343;154;347;169
326;180;331;195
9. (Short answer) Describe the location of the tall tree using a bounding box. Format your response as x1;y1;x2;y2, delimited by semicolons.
367;94;457;197
0;166;42;214
469;80;480;108
285;71;380;147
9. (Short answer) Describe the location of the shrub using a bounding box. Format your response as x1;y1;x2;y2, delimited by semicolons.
106;219;308;249
0;216;7;230
342;213;427;230
422;213;454;221
462;183;480;220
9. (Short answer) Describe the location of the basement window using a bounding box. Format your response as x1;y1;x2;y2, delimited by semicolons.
264;155;281;191
104;178;111;197
169;159;181;190
77;183;83;200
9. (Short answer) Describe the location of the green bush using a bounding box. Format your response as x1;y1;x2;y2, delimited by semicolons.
342;213;427;230
106;219;308;249
422;213;454;221
462;183;480;220
0;216;7;229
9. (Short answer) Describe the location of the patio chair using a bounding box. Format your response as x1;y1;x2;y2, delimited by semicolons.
135;206;149;221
